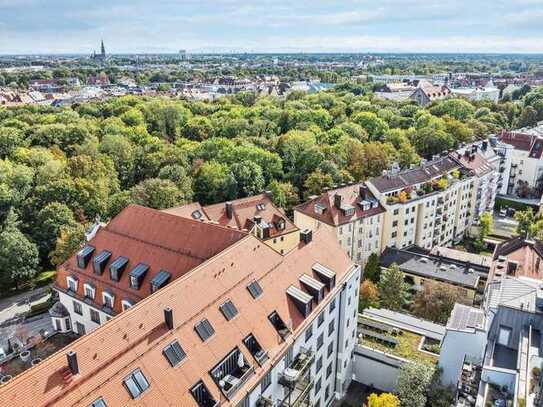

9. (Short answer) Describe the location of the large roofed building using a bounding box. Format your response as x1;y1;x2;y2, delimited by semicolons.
0;208;360;407
165;193;300;254
54;205;247;335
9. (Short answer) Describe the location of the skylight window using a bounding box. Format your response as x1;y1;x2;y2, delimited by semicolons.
89;398;107;407
123;369;149;399
163;340;187;367
219;300;238;321
191;210;202;219
256;203;266;211
195;319;215;342
247;281;263;299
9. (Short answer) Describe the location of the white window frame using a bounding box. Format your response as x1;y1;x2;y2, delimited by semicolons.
83;283;96;300
103;291;116;308
122;299;134;311
66;276;78;292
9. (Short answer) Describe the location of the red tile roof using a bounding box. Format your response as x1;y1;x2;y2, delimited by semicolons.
0;229;355;407
499;130;534;152
55;205;247;314
168;193;298;239
452;151;494;177
294;183;385;226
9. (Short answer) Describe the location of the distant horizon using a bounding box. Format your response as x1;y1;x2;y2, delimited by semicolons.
1;0;542;55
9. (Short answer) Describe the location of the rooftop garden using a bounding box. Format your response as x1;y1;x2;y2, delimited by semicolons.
358;317;439;365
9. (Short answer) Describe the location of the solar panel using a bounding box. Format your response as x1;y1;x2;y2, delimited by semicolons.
247;281;263;299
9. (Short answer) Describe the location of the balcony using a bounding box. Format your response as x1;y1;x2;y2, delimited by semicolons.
279;347;315;406
210;347;255;400
279;347;314;406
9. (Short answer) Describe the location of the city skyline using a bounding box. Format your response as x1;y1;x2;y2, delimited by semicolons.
0;0;542;54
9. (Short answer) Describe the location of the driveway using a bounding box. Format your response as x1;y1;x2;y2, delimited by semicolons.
0;286;51;326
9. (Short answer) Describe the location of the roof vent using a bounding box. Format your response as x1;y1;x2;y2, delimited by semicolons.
225;202;233;219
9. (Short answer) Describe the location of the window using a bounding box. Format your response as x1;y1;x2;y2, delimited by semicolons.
123;369;149;399
163;340;187;367
317;333;324;350
268;311;289;339
498;326;512;347
67;276;78;292
392;220;398;227
328;320;335;336
326;362;333;378
316;356;323;370
325;385;330;400
191;380;217;407
84;283;95;300
219;300;238;321
244;333;267;363
102;292;115;309
73;300;82;315
90;309;100;324
305;324;313;342
329;298;336;313
247;280;263;298
315;377;322;392
93;250;112;275
260;370;271;392
393;209;399;215
129;263;149;290
327;342;334;357
122;299;134;311
195;319;215;342
89;398;107;407
391;232;397;238
318;312;325;327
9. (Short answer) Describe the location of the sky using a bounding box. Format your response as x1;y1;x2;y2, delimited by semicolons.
0;0;542;54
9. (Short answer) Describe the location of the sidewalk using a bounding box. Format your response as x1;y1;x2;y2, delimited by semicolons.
0;286;51;326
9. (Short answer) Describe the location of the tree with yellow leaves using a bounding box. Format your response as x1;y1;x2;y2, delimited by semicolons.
367;392;400;407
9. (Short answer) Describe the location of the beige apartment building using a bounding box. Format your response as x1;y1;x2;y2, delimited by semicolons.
365;156;476;251
294;184;385;265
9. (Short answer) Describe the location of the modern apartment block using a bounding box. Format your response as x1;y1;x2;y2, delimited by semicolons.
366;156;476;250
294;184;385;265
497;122;543;196
1;211;361;407
52;205;247;336
165;193;300;254
439;236;543;406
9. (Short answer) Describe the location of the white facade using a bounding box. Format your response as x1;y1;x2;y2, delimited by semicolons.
58;291;114;336
240;266;361;407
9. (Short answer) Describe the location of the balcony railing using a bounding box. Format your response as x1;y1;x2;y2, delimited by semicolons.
279;347;315;388
279;374;313;407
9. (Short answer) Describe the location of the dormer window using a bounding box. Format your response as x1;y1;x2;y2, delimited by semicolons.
66;276;78;293
314;203;326;215
150;270;171;293
102;291;115;309
93;250;112;275
121;298;135;311
83;283;96;300
268;311;290;339
109;256;129;282
76;245;95;269
191;381;218;407
129;263;149;290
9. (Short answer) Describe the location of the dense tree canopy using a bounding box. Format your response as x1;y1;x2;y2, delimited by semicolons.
0;85;538;291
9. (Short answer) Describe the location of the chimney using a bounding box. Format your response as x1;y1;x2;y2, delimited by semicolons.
359;185;368;200
264;190;273;199
300;229;312;244
253;215;262;224
323;187;330;193
67;351;79;375
164;307;173;330
225;202;233;219
334;194;342;209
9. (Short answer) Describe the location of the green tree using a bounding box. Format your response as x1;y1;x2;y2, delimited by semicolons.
479;211;493;240
396;362;434;407
411;282;466;324
367;393;400;407
359;280;380;311
50;223;86;267
267;180;299;214
514;208;537;238
194;161;237;204
352;111;389;140
364;253;381;283
0;213;39;291
429;98;475;121
130;178;186;209
518;106;539;128
230;161;265;197
303;169;333;199
33;202;77;259
378;263;410;311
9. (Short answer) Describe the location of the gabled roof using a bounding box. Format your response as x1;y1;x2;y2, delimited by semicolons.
294;183;385;226
56;205;247;314
451;151;494;177
0;229;355;407
367;157;460;194
498;130;534;152
491;236;543;281
167;193;298;239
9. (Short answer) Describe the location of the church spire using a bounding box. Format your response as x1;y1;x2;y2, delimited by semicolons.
101;40;106;57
